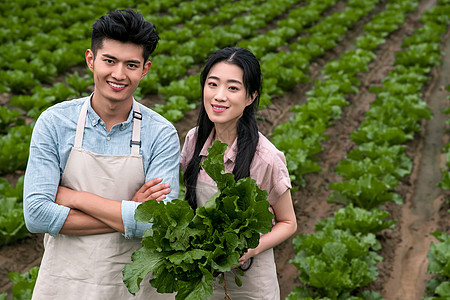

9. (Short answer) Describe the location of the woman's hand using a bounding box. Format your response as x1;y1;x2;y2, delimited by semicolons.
231;248;257;269
239;248;256;266
132;178;171;203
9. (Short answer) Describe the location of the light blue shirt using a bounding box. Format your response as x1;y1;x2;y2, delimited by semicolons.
23;96;180;239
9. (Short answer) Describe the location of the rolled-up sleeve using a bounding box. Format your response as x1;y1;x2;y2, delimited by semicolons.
180;127;197;172
121;123;180;239
23;111;70;237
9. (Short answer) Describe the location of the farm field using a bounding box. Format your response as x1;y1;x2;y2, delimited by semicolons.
0;0;449;299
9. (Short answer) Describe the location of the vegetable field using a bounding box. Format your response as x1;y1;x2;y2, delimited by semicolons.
1;0;449;299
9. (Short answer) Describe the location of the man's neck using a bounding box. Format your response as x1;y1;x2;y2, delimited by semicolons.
91;95;133;131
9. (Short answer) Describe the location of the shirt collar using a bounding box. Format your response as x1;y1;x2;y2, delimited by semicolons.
199;128;238;163
86;93;136;129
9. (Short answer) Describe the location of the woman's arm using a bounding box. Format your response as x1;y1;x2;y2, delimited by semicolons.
238;189;297;265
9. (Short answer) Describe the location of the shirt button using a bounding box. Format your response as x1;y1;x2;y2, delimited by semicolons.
92;120;97;125
120;124;125;130
100;121;105;126
106;136;111;141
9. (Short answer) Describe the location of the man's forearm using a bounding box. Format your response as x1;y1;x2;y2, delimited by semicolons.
74;192;125;233
56;188;125;234
59;209;116;235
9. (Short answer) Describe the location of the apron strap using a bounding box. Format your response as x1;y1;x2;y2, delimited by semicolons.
130;102;141;156
74;98;141;156
74;99;90;148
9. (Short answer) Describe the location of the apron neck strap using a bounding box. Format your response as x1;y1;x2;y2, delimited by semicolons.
74;99;89;148
74;99;142;156
130;103;141;155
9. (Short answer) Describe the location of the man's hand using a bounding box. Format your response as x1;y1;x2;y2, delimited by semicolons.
132;178;171;203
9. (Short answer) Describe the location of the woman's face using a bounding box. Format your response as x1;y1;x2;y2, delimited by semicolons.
203;61;254;131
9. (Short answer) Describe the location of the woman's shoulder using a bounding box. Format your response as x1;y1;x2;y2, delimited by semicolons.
184;127;199;146
257;132;284;155
181;127;199;153
186;126;199;137
254;132;287;166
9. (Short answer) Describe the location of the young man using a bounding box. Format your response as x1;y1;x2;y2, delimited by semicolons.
23;9;179;299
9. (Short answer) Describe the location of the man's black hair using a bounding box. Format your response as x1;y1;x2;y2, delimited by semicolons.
91;9;160;63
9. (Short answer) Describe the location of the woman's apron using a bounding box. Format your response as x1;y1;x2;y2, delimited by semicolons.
32;99;174;300
196;181;280;300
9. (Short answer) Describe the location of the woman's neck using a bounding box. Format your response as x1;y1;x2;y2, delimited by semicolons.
213;124;237;148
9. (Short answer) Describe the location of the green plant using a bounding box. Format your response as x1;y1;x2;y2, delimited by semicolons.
123;141;273;300
0;266;39;300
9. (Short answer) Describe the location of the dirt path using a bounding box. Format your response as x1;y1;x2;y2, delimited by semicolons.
382;30;450;300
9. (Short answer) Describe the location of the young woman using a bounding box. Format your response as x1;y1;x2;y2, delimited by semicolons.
180;47;297;300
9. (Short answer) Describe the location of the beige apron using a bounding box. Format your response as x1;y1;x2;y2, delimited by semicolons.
196;181;280;300
32;99;174;300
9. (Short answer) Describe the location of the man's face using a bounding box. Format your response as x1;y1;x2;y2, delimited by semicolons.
86;39;151;105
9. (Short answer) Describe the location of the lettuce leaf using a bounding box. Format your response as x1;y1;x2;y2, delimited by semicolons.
123;141;273;299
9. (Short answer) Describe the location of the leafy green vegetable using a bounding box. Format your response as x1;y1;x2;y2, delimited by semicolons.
0;266;39;300
315;204;396;237
0;107;23;134
123;141;273;300
328;173;403;210
289;222;382;299
424;231;450;299
0;125;32;175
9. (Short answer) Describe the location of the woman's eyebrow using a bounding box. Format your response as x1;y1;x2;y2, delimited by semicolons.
208;75;243;85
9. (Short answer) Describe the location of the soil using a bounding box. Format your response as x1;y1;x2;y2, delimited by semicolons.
1;0;449;299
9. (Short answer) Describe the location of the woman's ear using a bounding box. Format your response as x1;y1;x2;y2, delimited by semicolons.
246;92;258;106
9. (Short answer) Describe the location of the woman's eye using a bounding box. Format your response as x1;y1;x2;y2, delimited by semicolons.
208;82;217;87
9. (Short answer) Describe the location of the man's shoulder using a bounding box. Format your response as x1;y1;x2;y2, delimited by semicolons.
41;97;86;117
37;97;86;123
137;102;176;131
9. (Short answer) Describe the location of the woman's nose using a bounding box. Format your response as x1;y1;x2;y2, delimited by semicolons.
214;87;227;101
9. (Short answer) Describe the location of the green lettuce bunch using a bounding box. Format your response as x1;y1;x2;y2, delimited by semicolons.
123;141;274;300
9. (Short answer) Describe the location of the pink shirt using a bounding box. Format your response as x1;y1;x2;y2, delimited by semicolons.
180;127;291;206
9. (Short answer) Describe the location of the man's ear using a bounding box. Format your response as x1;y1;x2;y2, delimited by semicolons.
141;61;152;80
85;49;94;72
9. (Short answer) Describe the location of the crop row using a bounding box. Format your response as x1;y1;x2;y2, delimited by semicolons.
142;0;326;120
271;0;417;186
0;0;380;261
286;0;450;298
0;0;378;246
0;0;340;175
426;83;450;299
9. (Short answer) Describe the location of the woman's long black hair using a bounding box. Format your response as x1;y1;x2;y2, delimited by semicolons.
184;47;262;210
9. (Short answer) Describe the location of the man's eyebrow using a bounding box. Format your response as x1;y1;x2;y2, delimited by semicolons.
208;75;243;85
101;54;142;65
